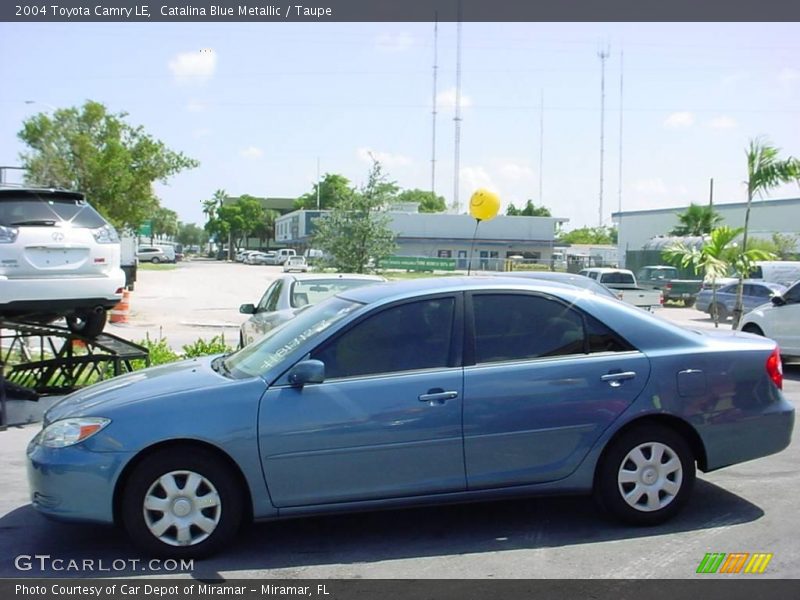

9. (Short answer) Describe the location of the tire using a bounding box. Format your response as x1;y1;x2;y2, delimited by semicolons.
594;424;695;526
683;298;695;308
151;257;160;264
66;309;107;338
742;323;764;336
121;447;244;558
712;303;728;321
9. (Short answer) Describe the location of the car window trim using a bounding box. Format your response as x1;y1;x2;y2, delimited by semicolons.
463;348;644;370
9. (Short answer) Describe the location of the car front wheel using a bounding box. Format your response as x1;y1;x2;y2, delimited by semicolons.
594;424;695;525
121;448;244;557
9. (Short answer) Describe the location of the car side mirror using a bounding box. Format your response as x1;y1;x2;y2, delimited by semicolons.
288;360;325;388
771;296;787;307
239;303;256;314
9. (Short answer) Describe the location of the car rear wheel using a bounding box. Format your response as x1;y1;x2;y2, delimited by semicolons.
683;298;695;308
594;424;695;525
151;257;160;264
711;303;728;321
66;309;107;338
121;448;243;557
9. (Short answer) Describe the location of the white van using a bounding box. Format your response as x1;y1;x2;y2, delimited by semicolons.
748;261;800;287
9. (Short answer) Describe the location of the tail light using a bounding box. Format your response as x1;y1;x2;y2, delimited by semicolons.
766;347;783;390
665;283;673;291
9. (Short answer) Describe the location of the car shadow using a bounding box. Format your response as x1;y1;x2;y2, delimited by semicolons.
783;363;800;379
0;479;763;579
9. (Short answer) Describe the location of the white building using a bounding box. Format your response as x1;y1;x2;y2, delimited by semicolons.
275;209;568;270
613;197;800;267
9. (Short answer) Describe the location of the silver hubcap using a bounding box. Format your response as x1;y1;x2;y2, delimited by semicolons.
143;470;221;547
617;442;683;512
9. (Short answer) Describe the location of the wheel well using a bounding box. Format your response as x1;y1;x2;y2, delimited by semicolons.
741;323;763;335
112;439;254;526
597;415;708;474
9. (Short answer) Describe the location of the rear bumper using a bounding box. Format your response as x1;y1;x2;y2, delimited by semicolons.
0;270;124;314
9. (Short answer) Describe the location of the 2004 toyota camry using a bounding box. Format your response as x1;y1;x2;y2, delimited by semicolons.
27;277;794;557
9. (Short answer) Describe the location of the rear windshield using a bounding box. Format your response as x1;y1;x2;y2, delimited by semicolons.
600;272;635;285
0;192;107;228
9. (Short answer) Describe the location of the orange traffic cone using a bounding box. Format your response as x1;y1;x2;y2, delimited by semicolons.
110;290;131;324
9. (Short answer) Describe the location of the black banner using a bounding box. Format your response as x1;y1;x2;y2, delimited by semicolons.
3;0;800;22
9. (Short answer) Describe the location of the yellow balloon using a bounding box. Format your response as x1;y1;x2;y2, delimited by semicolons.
469;188;500;221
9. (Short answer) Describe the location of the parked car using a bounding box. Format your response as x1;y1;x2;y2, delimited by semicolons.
696;280;787;321
238;273;386;346
635;265;703;306
738;278;800;358
28;277;793;557
242;251;264;265
495;270;620;300
252;251;278;265
283;255;308;273
0;187;124;337
747;261;800;287
137;245;175;264
274;248;296;264
579;268;663;311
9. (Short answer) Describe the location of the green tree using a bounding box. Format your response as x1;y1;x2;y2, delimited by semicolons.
150;207;179;243
558;226;617;245
665;226;772;327
396;189;447;213
732;139;800;327
251;209;280;247
176;223;208;247
312;160;398;273
295;173;355;210
18;100;198;229
669;203;723;236
506;200;551;217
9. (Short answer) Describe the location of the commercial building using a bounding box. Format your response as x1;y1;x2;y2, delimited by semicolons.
275;208;568;270
613;197;800;267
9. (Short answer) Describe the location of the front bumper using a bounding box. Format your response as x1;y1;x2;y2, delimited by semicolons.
26;435;132;524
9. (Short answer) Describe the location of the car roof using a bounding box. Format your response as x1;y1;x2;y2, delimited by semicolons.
0;187;84;201
338;275;584;304
283;272;385;283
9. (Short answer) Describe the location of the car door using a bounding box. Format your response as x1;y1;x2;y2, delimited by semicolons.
242;279;284;344
462;291;651;489
258;294;465;507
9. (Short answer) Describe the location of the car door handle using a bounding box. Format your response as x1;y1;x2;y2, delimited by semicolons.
601;371;637;387
418;390;459;404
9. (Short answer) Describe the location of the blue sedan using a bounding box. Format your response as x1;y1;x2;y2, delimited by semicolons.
27;277;794;557
696;280;787;321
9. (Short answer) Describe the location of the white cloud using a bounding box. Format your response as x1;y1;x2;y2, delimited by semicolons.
498;162;534;181
356;147;412;168
459;166;497;199
168;49;217;84
709;116;737;130
436;88;473;111
632;178;668;196
778;67;800;84
663;112;695;128
240;146;264;159
375;32;415;52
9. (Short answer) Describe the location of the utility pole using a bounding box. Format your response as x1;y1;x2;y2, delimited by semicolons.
617;48;624;217
539;90;544;204
598;45;610;227
316;157;321;210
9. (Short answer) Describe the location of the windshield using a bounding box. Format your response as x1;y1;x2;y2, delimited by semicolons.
0;193;107;228
290;278;379;308
223;296;363;378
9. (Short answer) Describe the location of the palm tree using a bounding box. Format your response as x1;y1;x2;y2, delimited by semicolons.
664;226;742;327
670;203;723;236
731;139;800;327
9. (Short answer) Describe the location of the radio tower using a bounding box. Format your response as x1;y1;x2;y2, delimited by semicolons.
598;44;610;227
431;13;439;197
452;1;463;213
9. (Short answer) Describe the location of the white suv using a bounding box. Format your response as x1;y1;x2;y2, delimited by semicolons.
0;187;125;337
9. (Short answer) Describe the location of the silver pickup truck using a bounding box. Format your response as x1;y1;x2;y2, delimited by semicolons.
579;268;663;311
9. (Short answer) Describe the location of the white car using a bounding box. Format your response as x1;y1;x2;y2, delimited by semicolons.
738;279;800;359
136;245;175;263
238;273;386;346
283;255;308;272
0;187;125;337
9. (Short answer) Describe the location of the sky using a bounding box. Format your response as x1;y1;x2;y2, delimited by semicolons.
1;21;799;230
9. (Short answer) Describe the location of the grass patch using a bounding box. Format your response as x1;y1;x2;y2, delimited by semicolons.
139;263;178;271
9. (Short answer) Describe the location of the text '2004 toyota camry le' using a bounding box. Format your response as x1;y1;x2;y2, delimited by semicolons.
27;277;793;557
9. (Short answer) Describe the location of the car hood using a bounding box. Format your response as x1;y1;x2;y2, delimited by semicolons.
44;355;234;423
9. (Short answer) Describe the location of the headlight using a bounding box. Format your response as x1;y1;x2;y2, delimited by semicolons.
38;417;111;448
92;224;120;244
0;225;19;243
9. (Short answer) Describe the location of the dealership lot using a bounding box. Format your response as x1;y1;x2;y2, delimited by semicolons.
1;260;798;578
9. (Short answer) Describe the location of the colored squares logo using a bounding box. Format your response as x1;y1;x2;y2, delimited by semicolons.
697;553;773;574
